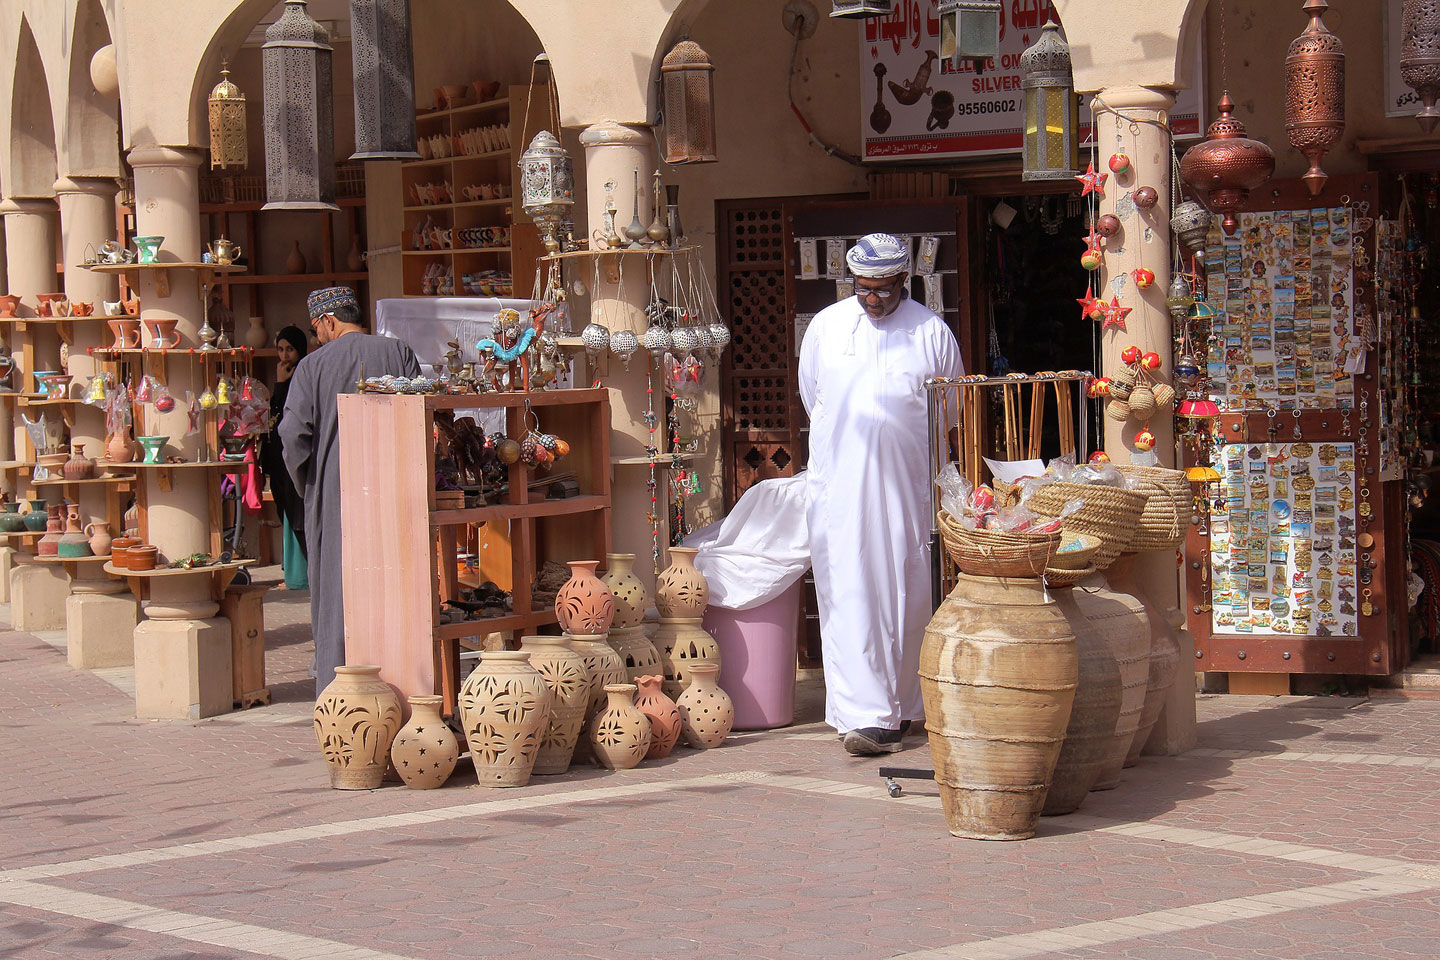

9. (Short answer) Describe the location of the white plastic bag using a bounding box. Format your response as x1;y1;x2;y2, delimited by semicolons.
685;474;810;611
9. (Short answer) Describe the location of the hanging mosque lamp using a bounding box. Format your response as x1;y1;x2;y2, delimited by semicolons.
1284;0;1344;197
208;60;248;170
1401;0;1440;132
1180;93;1274;236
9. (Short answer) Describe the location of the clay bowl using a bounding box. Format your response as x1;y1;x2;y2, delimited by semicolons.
136;436;168;464
38;373;72;399
126;544;158;571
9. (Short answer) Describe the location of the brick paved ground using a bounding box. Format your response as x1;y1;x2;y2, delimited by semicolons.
2;569;1438;959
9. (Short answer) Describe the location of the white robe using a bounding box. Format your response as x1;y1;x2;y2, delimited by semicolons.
799;295;964;733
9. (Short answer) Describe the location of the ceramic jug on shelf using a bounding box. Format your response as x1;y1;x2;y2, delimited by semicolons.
84;518;113;557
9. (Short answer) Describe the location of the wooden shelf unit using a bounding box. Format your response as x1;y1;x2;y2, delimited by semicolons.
337;388;611;717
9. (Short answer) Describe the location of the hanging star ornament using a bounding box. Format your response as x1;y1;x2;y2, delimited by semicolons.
1076;284;1104;321
1075;161;1108;198
1101;296;1133;332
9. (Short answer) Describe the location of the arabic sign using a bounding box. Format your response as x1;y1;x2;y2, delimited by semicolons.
1383;0;1428;119
859;0;1204;161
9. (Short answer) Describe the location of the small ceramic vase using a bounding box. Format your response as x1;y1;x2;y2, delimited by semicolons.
601;552;648;629
23;499;48;532
285;240;307;274
313;665;403;790
566;634;628;765
57;503;93;558
519;635;590;775
0;501;25;534
634;675;682;759
132;235;165;264
606;626;662;683
656;547;709;617
64;443;97;481
589;684;652;770
144;317;179;349
554;560;616;635
390;695;459;790
244;316;268;349
137;436;168;464
106;429;138;464
37;504;64;557
676;662;735;750
84;518;113;557
653;618;723;701
458;651;552;788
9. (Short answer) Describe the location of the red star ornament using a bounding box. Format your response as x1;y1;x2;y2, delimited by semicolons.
1101;296;1132;332
1076;284;1103;321
1075;161;1108;197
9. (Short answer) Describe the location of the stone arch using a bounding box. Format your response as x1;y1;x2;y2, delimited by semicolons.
10;16;59;198
1054;0;1207;93
64;0;122;177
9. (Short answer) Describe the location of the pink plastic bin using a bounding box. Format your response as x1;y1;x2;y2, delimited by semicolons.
701;579;802;730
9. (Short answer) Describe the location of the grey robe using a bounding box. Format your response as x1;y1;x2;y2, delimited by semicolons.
280;332;420;696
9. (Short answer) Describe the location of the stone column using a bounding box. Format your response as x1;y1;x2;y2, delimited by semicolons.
0;197;61;611
124;146;232;719
1093;84;1194;757
578;121;666;588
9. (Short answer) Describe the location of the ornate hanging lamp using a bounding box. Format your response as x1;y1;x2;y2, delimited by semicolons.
1284;0;1344;196
1180;94;1274;236
661;40;718;164
1019;23;1077;182
939;1;1002;69
350;0;419;160
208;60;248;170
1401;0;1440;132
262;0;339;211
830;1;892;17
519;130;575;254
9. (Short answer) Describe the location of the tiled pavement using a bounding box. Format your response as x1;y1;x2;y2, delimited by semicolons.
2;571;1439;959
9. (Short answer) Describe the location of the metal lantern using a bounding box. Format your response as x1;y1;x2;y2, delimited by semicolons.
1170;200;1213;261
519;130;575;253
830;1;893;17
1402;0;1440;132
1285;0;1344;197
661;40;718;164
208;61;248;170
262;0;339;212
350;0;419;160
1020;23;1077;182
940;0;1002;68
1179;93;1275;236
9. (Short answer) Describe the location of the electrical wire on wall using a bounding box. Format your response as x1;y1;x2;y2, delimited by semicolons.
786;10;864;167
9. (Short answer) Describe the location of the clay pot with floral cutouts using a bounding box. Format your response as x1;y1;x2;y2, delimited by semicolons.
589;683;651;770
656;547;708;617
554;560;615;635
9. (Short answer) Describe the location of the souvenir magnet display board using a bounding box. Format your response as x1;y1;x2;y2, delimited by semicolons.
1185;174;1406;676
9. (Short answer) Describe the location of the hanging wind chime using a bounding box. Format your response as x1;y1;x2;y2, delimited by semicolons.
1284;0;1345;197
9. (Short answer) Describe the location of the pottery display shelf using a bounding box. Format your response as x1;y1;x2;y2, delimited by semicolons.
87;262;245;299
103;558;254;616
88;347;260;359
337;387;611;717
540;246;696;286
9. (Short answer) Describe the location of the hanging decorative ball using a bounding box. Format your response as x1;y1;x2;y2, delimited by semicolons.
1128;384;1157;419
1132;186;1159;209
1108;153;1131;175
1140;351;1163;371
670;324;700;356
1285;0;1345;197
1170;200;1214;261
693;324;715;351
1106;398;1131;422
1095;214;1122;239
581;321;611;359
1133;428;1157;452
1086;377;1111;398
643;322;672;359
1401;0;1440;132
609;328;640;368
496;438;522;465
1121;346;1143;366
1180;92;1276;235
1132;268;1155;289
707;322;731;355
1173;355;1203;387
1089;450;1111;464
1152;383;1177;409
1080;245;1103;271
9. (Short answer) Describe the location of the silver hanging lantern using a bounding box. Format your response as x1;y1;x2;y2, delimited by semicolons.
1170;200;1214;262
610;328;640;369
208;60;248;170
661;40;718;164
1401;0;1440;133
643;320;672;359
1019;23;1077;182
262;0;339;212
708;322;731;356
350;0;419;160
940;0;1002;69
830;1;893;17
519;130;575;253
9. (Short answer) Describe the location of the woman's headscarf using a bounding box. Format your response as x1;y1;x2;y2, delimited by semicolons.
277;325;309;360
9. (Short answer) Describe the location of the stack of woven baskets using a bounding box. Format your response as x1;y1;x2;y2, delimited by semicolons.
937;509;1060;579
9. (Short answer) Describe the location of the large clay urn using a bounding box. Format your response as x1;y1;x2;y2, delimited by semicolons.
656;546;708;617
634;674;683;759
1042;585;1126;815
654;618;722;701
520;635;590;774
1084;565;1152;791
608;625;662;682
458;651;553;788
675;662;735;750
602;552;648;628
555;560;616;635
313;665;403;790
1107;555;1183;767
589;683;651;770
919;573;1078;840
390;695;460;790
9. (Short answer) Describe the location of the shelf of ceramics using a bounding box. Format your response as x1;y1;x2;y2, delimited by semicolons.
402;247;512;256
0;460;37;471
108;460;248;493
430;492;607;527
415;96;510;122
36;554;112;565
31;476;134;487
0;315;112;324
103;558;252;579
403;198;512;213
0;531;43;540
87;262;246;298
433;608;559;641
88;347;258;359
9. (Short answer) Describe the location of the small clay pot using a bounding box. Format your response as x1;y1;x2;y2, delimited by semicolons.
126;544;158;571
109;536;139;568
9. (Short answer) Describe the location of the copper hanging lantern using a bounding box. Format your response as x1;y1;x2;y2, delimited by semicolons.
1019;23;1077;182
1284;0;1344;196
262;0;339;212
1180;93;1275;236
1401;0;1440;132
208;60;248;170
350;0;420;160
661;39;718;164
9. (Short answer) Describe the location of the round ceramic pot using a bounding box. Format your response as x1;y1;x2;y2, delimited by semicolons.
64;444;97;481
0;502;26;534
22;499;48;533
606;625;662;683
390;695;459;790
601;552;648;629
656;547;708;618
676;662;735;750
126;545;158;571
457;651;552;788
313;665;403;790
109;536;140;568
519;635;590;775
554;560;615;635
634;675;682;759
137;436;168;464
589;684;651;770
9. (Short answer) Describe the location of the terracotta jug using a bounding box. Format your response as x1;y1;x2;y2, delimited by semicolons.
106;428;138;464
390;695;459;790
675;662;735;750
589;683;651;770
519;635;590;775
285;240;307;274
313;665;403;789
656;547;708;618
37;504;64;557
634;675;682;759
64;443;97;481
566;634;627;765
601;552;648;629
244;315;268;349
554;560;616;635
84;518;113;557
458;651;552;788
